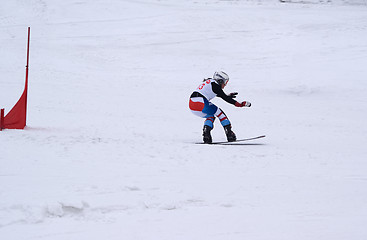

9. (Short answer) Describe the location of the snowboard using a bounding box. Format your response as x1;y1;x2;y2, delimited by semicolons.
196;135;266;145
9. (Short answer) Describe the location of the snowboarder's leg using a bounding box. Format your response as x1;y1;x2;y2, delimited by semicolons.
200;100;218;143
214;108;236;142
214;108;231;127
201;99;218;126
196;98;218;143
204;116;215;128
202;116;214;143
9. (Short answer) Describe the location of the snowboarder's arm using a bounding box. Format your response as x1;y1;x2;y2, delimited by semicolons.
211;82;237;105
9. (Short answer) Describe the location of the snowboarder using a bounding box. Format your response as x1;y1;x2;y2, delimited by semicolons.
189;71;251;143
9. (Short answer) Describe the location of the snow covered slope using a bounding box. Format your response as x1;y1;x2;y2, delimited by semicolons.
1;0;367;239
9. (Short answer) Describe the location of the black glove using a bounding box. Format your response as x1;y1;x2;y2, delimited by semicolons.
229;92;238;98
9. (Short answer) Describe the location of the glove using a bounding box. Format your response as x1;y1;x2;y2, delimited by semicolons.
228;92;238;98
235;101;251;107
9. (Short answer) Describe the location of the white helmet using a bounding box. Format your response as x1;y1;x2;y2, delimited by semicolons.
213;71;229;85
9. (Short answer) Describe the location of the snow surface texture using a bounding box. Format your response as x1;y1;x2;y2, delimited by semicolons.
1;0;367;239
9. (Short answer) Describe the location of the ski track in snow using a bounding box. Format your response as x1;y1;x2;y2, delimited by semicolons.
1;0;367;239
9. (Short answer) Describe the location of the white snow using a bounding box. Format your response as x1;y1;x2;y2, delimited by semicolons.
1;0;367;239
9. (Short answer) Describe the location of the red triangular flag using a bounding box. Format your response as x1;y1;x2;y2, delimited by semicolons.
4;79;28;129
3;27;30;130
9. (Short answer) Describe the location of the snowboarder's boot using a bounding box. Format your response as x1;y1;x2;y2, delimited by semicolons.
224;125;236;142
203;125;213;144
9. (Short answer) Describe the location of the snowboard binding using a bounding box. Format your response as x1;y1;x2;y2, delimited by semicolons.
224;125;236;142
202;125;213;144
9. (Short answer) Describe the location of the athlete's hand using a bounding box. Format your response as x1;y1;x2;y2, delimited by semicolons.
235;101;251;107
229;92;238;98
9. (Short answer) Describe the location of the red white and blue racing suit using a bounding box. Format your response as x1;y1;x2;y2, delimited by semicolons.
189;78;237;129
